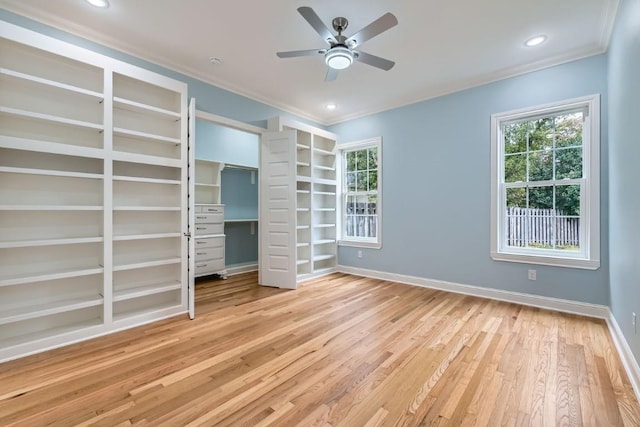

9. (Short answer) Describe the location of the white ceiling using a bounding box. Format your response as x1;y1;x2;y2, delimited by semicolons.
0;0;618;125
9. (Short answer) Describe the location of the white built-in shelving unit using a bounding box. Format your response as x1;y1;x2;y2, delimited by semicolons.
0;22;190;362
193;159;226;278
260;117;337;289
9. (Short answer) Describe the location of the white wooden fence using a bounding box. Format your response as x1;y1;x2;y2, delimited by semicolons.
506;207;579;248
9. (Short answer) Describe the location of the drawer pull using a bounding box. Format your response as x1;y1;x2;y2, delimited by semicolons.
196;216;207;220
206;209;220;212
196;241;206;245
196;227;206;230
196;264;207;268
196;252;206;256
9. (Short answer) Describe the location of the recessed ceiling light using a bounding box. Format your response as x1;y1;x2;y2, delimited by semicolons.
85;0;109;7
525;35;547;47
209;57;223;65
326;103;337;110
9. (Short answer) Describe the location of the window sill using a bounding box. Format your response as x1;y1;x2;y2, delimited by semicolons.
339;240;381;250
491;251;600;270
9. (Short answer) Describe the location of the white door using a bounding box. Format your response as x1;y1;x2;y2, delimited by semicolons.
259;131;297;289
187;98;196;318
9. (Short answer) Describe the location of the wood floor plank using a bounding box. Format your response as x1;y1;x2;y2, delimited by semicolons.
0;272;638;426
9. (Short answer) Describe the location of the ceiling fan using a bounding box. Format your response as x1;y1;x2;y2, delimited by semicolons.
277;6;398;81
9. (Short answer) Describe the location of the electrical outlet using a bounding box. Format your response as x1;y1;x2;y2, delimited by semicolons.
527;269;537;281
357;250;363;259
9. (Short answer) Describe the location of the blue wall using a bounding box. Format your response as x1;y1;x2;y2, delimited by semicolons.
608;0;640;363
330;55;609;305
195;121;259;168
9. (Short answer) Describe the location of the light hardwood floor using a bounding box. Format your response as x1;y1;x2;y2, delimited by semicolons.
1;272;639;426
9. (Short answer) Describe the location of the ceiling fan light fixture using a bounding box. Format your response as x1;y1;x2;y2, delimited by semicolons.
325;47;353;70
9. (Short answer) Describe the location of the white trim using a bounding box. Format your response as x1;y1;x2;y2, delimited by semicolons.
195;109;265;136
490;94;600;269
226;262;258;276
337;265;609;318
607;311;640;403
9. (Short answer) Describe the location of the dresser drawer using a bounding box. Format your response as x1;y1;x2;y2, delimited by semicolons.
195;246;224;260
195;205;224;214
194;223;224;236
194;235;225;249
195;212;223;224
195;258;225;275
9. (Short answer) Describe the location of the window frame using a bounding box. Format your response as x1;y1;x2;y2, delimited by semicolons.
337;137;382;249
490;94;600;269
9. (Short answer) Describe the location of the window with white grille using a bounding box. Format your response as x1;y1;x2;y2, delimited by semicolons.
339;137;381;249
490;95;600;269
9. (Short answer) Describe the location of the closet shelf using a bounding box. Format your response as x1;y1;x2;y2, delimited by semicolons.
0;237;103;249
0;135;104;159
296;161;311;167
113;303;182;323
195;183;220;188
314;178;336;186
296;259;310;266
313;147;334;156
313;254;336;262
314;239;336;245
314;208;336;212
296;242;310;248
297;176;312;183
0;320;103;351
0;205;103;211
296;143;310;150
0;106;104;132
224;218;258;223
112;233;181;241
0;266;104;288
113;257;181;272
113;127;181;145
0;67;103;99
0;295;103;326
111;151;182;168
313;191;336;196
296;189;311;194
113;281;181;302
0;166;103;180
113;97;181;120
313;223;336;228
112;175;180;185
313;165;335;171
112;206;181;212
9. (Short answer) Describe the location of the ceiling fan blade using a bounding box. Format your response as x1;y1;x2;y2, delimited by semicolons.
277;49;326;58
345;13;398;49
354;51;395;71
325;67;339;82
297;6;337;45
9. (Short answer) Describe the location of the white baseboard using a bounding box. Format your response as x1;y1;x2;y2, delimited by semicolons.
607;312;640;403
337;265;639;401
226;263;258;276
338;265;609;318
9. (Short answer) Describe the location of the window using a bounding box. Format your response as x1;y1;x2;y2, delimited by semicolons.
490;95;600;269
338;137;382;248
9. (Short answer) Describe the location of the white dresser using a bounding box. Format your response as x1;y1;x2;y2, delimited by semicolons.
194;204;226;278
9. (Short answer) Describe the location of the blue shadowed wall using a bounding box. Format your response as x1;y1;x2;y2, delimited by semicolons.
330;55;610;305
608;0;640;363
195;121;259;168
